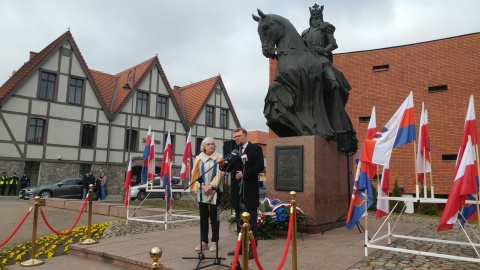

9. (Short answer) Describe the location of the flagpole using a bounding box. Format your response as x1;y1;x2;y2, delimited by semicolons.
413;141;419;199
475;145;480;230
423;148;427;199
429;159;434;199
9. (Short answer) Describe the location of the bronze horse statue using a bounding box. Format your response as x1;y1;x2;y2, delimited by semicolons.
253;9;355;141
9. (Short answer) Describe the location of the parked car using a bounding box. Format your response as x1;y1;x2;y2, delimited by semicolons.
130;176;186;201
19;178;85;199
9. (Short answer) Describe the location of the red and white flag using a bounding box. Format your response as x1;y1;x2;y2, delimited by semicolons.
160;131;173;208
437;135;477;231
180;128;192;185
123;158;132;208
147;132;155;181
416;102;431;183
376;162;390;219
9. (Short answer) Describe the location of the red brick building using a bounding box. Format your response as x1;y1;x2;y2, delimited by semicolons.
269;33;480;196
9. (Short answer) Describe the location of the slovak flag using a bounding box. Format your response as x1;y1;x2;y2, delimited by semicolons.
147;132;155;181
437;135;478;232
180;128;192;185
141;125;152;183
416;102;431;183
346;159;375;230
360;91;415;165
376;162;390;219
460;194;478;227
124;158;132;208
160;131;173;208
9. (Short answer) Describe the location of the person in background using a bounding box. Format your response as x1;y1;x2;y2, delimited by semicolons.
101;172;108;201
190;137;223;252
20;173;30;189
220;127;264;260
8;172;19;196
95;172;103;201
0;172;8;196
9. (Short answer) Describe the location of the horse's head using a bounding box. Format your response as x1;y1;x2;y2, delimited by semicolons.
252;9;285;59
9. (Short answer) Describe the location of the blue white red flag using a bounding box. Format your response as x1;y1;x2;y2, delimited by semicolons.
416;103;431;183
376;162;390;219
147;132;155;181
160;131;173;208
141;125;152;182
460;193;478;227
438;135;478;231
360;91;415;165
346;159;375;230
124;158;132;208
180;128;192;185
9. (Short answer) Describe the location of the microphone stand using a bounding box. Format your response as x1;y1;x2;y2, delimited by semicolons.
182;156;231;269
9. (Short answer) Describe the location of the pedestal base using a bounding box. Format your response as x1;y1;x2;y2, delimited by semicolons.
266;136;351;234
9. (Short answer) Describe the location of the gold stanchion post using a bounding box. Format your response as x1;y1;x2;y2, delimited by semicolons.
150;247;163;269
20;196;45;266
80;184;98;245
241;212;251;269
290;191;297;270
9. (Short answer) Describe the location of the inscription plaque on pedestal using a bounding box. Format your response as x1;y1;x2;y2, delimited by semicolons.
274;145;303;191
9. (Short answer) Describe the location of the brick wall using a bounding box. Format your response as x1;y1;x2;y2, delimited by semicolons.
268;33;480;195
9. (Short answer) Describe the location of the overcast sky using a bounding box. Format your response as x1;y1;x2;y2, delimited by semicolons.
1;0;479;132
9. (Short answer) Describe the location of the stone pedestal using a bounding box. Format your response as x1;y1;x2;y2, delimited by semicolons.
266;136;351;234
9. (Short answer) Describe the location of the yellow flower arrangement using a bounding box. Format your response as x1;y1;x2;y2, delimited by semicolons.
0;221;113;270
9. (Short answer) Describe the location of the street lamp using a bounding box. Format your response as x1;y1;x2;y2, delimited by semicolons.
123;68;136;163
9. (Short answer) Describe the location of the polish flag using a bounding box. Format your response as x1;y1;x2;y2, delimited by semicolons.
124;158;132;208
180;128;192;185
147;132;155;181
416;102;431;183
437;135;478;231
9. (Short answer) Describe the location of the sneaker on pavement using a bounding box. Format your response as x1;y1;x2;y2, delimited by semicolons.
209;242;217;251
195;242;208;251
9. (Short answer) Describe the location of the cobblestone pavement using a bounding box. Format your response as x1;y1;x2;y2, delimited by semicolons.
102;213;480;269
348;216;480;270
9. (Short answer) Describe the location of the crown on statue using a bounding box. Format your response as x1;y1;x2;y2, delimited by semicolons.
309;3;324;16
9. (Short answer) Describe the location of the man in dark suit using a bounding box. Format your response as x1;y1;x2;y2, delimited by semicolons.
221;127;264;259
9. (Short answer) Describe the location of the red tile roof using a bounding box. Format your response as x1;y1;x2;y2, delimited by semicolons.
248;130;268;156
0;31;70;102
172;75;240;127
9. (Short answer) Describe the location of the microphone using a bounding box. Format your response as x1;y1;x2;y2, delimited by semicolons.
241;154;248;162
225;149;240;163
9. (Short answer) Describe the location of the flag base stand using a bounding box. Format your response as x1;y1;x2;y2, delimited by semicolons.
321;209;364;234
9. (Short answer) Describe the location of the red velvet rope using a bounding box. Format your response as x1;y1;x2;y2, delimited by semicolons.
275;212;294;270
0;207;32;247
40;196;89;235
230;239;242;270
250;235;264;270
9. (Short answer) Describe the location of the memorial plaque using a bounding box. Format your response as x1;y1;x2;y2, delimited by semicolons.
274;145;303;191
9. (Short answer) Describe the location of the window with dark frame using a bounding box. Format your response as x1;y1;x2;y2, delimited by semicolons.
81;124;96;147
39;71;56;100
68;77;84;105
136;92;149;115
373;64;389;72
206;106;214;126
24;161;40;186
442;154;457;161
156;95;168;118
220;108;229;128
359;116;371;123
27;118;45;143
428;85;448;93
125;129;138;151
196;137;203;155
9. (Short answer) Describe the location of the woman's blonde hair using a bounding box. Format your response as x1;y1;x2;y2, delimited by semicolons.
200;137;215;152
